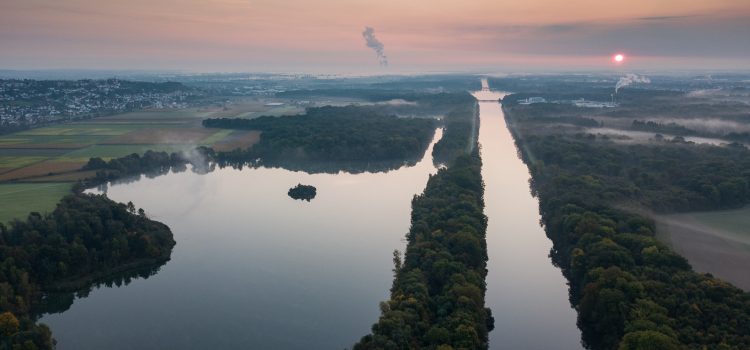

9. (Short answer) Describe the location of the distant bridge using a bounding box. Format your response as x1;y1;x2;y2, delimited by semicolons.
481;78;490;91
475;77;499;102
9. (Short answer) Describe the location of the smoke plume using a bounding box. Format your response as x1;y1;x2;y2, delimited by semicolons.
615;74;651;93
362;26;388;66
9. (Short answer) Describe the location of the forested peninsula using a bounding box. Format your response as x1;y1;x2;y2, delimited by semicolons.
503;95;750;349
0;194;175;349
203;106;436;164
355;97;493;349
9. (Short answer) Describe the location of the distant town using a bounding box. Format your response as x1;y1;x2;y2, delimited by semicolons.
0;79;200;129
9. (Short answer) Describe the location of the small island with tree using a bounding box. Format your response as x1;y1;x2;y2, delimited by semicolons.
288;184;317;201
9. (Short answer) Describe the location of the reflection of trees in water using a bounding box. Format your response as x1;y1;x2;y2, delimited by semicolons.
104;161;215;187
32;262;168;319
210;128;439;174
215;156;421;175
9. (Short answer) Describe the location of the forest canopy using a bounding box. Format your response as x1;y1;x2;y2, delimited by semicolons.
503;93;750;349
203;106;437;163
0;194;175;349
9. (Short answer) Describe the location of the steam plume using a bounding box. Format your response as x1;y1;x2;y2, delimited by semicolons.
615;74;650;93
362;26;388;66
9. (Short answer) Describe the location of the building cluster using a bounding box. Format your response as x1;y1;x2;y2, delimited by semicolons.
517;96;617;108
571;98;618;108
0;79;198;127
518;97;547;105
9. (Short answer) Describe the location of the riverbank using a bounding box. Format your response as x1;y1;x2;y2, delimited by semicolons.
478;94;582;349
355;97;492;349
44;255;172;293
502;93;750;349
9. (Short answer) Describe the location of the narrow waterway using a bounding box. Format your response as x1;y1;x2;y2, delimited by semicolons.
475;88;583;349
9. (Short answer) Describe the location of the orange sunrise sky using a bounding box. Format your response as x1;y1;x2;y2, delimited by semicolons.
2;0;749;72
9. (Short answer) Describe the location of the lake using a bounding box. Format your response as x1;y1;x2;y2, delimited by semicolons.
40;130;443;349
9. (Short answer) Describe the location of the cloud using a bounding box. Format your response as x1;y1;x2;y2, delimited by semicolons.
440;14;750;58
637;15;695;21
537;23;584;33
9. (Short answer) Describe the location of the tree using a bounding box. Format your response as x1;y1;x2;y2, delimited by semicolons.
0;311;20;338
618;331;680;350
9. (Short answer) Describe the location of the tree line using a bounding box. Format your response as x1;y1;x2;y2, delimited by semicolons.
0;194;175;350
1;148;204;349
431;95;479;166
203;105;437;164
355;97;493;349
503;98;750;349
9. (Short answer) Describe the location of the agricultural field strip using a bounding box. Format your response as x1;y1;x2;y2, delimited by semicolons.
666;209;750;247
0;182;68;195
0;182;74;223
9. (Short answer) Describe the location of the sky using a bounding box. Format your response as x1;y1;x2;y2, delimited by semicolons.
1;0;749;73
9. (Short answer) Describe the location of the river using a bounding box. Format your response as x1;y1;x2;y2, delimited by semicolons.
475;88;582;349
41;88;582;349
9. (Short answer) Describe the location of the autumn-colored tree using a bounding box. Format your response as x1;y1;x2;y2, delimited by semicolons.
0;311;20;338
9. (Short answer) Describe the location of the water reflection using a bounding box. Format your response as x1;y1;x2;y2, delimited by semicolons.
34;263;169;318
475;91;583;349
40;129;443;350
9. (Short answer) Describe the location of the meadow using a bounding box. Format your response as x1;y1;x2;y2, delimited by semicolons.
0;183;73;223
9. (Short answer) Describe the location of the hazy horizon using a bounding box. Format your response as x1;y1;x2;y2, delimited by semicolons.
2;0;750;73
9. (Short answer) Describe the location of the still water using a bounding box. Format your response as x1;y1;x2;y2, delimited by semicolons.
41;131;443;349
42;91;582;349
475;90;583;349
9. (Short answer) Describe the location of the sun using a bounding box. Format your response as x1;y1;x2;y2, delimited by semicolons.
614;54;625;63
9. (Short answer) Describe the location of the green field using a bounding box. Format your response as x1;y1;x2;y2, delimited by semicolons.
0;156;49;169
0;148;70;157
0;183;73;223
15;124;137;136
200;129;234;145
0;134;110;146
60;144;192;160
0;102;268;222
688;207;750;243
87;108;212;122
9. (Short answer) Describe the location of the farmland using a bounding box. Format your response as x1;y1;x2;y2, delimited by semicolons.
0;101;273;222
656;206;750;290
0;182;73;223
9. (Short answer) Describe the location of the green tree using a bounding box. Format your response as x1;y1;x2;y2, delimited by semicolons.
618;331;680;350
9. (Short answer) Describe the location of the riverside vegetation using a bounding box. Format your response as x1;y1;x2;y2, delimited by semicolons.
355;96;494;349
503;92;750;350
0;194;175;349
202;105;437;170
2;91;475;349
